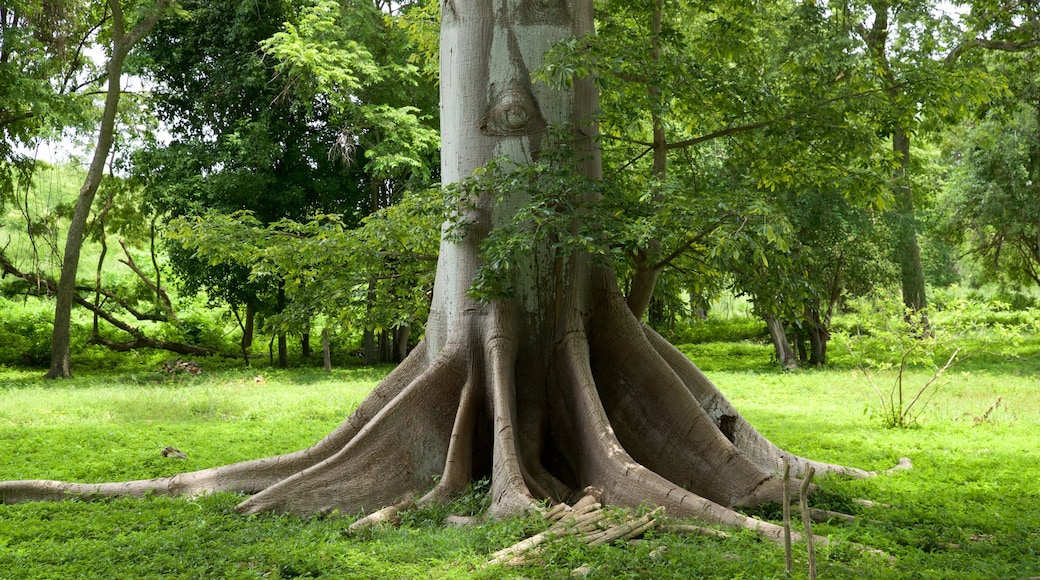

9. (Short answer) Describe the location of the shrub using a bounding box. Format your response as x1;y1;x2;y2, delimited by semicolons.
671;317;768;345
0;297;54;367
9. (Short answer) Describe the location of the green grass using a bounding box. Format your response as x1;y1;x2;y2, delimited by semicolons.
1;361;1039;579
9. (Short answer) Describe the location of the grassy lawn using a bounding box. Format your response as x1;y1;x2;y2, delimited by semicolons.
1;358;1038;579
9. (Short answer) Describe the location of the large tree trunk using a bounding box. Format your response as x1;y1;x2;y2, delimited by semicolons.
3;0;896;541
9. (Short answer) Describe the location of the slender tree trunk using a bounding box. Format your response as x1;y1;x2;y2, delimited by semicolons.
276;282;287;368
47;50;126;378
891;126;929;321
794;328;808;364
322;327;331;371
859;3;928;325
92;219;108;338
46;0;173;378
379;330;392;362
764;314;797;370
362;328;376;365
242;304;255;349
393;325;410;363
625;0;666;320
362;278;379;365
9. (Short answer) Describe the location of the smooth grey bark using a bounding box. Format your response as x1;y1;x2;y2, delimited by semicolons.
46;0;174;378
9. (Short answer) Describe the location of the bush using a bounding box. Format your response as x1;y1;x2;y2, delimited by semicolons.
671;317;767;345
832;289;1033;428
0;298;54;367
675;341;774;372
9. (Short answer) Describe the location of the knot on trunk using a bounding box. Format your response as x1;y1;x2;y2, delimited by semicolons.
481;82;544;136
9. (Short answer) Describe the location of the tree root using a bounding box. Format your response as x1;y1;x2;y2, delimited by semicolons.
643;324;912;479
0;292;897;550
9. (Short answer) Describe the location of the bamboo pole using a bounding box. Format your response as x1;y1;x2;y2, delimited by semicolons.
800;464;817;580
783;457;793;576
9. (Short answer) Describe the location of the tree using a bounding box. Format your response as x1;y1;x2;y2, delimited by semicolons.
739;186;894;368
942;64;1040;287
1;1;92;180
46;0;175;378
2;1;100;272
132;0;363;365
1;0;893;540
533;0;896;340
162;189;443;370
844;0;1040;322
134;0;438;365
260;0;440;364
549;0;891;368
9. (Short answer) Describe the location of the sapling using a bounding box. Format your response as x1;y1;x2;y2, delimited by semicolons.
837;293;965;429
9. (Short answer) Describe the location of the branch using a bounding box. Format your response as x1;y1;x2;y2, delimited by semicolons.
0;111;34;129
665;121;773;150
73;283;167;323
651;219;729;270
605;121;772;150
59;17;108;95
903;347;961;421
604;83;904;154
845;341;888;413
87;333;215;356
118;239;179;322
0;251;214;357
946;37;1040;65
799;465;818;580
604;144;654;180
125;0;175;48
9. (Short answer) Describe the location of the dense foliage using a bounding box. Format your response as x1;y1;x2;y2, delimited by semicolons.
1;0;1039;372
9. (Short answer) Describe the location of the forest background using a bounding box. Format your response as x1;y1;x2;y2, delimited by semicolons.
5;0;1040;376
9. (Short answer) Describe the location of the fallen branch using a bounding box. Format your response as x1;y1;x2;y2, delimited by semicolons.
348;497;416;532
853;498;892;509
973;397;1002;425
118;239;179;322
0;251;218;357
487;503;667;568
807;507;856;524
655;524;730;539
587;508;662;546
887;457;913;474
